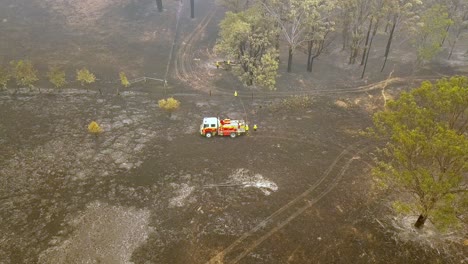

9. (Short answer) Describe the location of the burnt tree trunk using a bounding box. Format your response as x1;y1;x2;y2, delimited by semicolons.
287;46;293;73
342;25;349;51
440;24;451;46
190;0;194;18
361;17;373;66
307;40;313;71
247;71;254;86
349;43;359;65
307;41;319;73
381;16;397;72
448;13;467;60
156;0;163;12
414;214;427;229
308;57;315;73
448;38;457;60
361;19;379;79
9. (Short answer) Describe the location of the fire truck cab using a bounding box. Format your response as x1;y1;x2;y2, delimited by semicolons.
200;117;247;138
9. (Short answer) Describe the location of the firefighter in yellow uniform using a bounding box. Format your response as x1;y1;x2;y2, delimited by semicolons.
253;124;258;131
215;61;220;69
245;124;249;134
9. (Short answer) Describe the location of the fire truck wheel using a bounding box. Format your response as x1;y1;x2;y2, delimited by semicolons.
205;132;212;138
230;132;236;138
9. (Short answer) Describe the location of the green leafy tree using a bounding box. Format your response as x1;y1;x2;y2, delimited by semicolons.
10;60;39;90
158;97;180;117
0;65;11;90
413;5;453;65
47;66;67;89
439;0;467;45
76;68;96;92
252;51;279;89
118;71;130;95
371;76;468;229
215;5;279;90
336;0;372;65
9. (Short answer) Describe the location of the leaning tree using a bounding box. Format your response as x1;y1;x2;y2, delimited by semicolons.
371;76;468;229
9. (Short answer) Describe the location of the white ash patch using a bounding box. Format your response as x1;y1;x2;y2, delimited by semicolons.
168;183;196;208
387;215;467;256
0;91;163;259
209;213;254;235
229;168;278;196
38;201;150;264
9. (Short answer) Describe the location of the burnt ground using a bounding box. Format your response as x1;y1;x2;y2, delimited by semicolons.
0;0;467;263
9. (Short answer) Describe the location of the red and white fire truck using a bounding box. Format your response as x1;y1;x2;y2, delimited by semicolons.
200;117;248;138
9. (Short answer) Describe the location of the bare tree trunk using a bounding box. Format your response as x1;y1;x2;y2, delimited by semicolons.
448;40;457;60
414;214;427;229
156;0;163;12
361;19;379;79
342;26;349;51
247;71;253;86
308;56;316;73
307;40;313;71
349;40;359;65
190;0;194;18
287;46;293;73
381;16;397;72
441;5;460;46
361;17;373;66
441;24;451;46
244;0;250;10
448;26;463;60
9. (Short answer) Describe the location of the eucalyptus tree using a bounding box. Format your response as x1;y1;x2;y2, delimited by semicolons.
344;0;372;65
412;4;453;65
360;0;389;78
303;3;335;73
304;22;334;73
262;0;335;72
371;76;468;229
215;5;279;90
380;0;423;72
445;1;468;59
439;0;467;45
